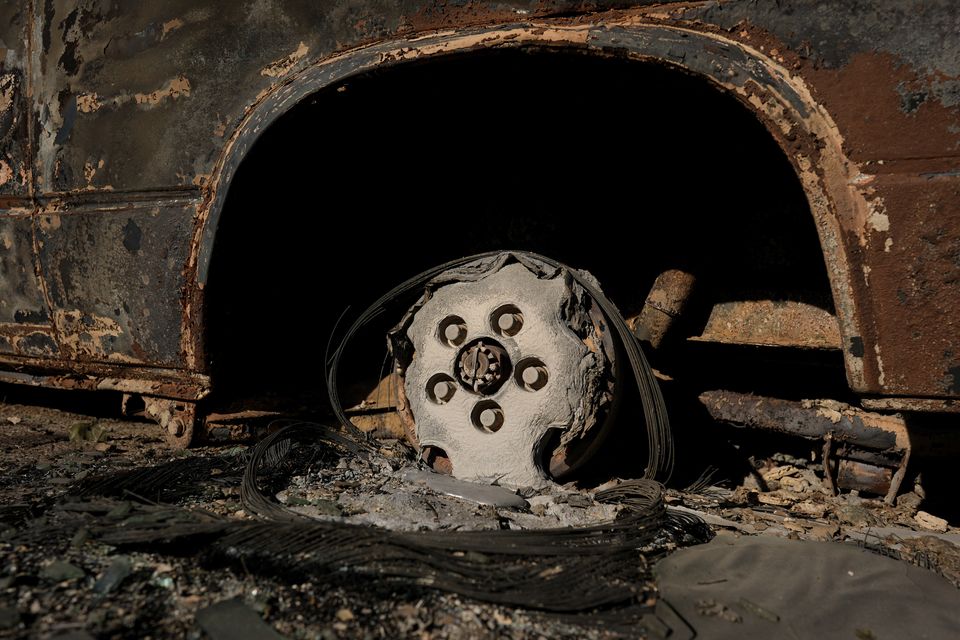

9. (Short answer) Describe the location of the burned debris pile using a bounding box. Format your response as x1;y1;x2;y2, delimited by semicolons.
47;420;709;626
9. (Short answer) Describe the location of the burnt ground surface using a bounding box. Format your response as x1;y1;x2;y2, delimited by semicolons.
0;392;958;639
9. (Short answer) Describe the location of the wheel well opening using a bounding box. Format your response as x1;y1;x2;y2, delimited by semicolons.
205;46;840;409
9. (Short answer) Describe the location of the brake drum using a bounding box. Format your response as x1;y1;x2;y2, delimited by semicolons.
390;255;620;487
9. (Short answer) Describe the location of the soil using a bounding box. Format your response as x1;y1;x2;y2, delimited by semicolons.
0;394;957;639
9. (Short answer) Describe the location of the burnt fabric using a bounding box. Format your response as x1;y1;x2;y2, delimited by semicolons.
656;533;960;639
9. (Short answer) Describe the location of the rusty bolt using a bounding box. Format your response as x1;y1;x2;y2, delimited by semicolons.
479;408;501;429
522;365;546;387
516;358;549;391
497;312;521;333
444;323;465;344
433;380;456;403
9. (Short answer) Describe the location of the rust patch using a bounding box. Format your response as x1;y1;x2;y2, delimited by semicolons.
805;53;960;163
855;173;960;396
692;300;841;350
405;1;531;33
53;309;123;359
38;214;61;231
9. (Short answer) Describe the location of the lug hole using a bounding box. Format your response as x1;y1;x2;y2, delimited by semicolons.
438;315;467;347
471;400;504;433
491;304;523;337
515;357;548;391
426;373;458;404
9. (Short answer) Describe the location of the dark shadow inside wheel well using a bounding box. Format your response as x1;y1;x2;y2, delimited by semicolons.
205;46;839;405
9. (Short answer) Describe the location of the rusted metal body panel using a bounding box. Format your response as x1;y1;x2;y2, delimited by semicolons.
0;1;953;407
675;1;960;400
35;195;193;366
0;5;31;198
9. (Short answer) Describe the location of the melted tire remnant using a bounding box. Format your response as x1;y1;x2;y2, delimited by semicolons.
390;256;617;487
326;251;674;483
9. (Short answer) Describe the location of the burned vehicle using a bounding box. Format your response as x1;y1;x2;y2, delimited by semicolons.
0;1;957;499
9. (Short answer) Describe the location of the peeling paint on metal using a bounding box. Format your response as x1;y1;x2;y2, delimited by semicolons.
52;308;123;359
261;41;309;78
161;18;185;40
874;343;886;388
0;160;12;186
867;199;891;233
133;75;191;108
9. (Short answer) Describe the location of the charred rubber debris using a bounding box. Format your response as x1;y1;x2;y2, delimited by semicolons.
7;420;709;638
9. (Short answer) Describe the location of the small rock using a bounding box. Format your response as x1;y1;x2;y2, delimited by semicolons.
492;610;513;626
196;598;286;640
153;575;175;590
69;421;106;443
915;511;949;533
6;416;20;425
93;557;132;596
335;608;354;622
39;561;85;582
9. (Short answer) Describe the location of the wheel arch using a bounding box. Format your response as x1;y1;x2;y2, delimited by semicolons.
189;20;871;391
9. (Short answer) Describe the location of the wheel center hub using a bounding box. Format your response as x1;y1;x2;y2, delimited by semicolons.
457;338;510;395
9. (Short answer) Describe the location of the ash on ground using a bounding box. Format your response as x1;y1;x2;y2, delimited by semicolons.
0;401;957;639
